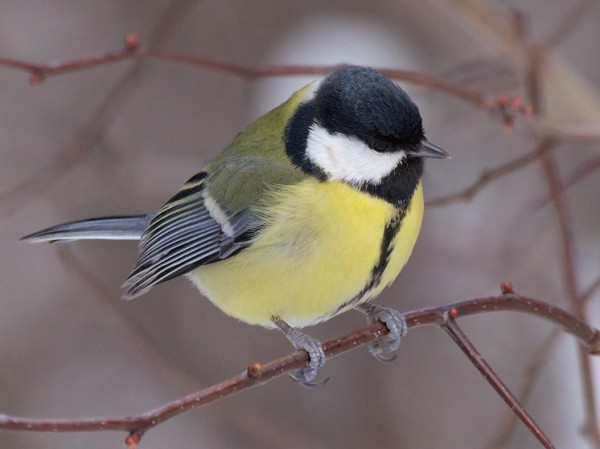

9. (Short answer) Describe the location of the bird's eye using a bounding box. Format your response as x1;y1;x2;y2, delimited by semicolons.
372;140;389;152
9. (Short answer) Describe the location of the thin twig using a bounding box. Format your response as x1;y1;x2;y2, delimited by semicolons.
533;154;600;211
540;154;600;446
545;0;597;49
518;9;600;444
427;137;557;207
1;293;598;447
0;36;509;112
55;246;322;449
580;275;600;304
561;154;600;194
554;127;600;143
426;120;600;208
540;155;579;302
442;314;555;449
0;2;198;213
484;329;561;449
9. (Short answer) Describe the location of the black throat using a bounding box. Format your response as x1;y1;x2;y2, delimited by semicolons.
360;156;423;209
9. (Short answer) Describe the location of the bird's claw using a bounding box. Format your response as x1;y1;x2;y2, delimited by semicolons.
289;334;327;387
355;303;407;363
371;352;397;364
274;320;327;387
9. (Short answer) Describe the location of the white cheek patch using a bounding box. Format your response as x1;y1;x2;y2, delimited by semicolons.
305;124;406;185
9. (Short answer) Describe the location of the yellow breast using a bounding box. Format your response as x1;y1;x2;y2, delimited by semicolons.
189;179;424;328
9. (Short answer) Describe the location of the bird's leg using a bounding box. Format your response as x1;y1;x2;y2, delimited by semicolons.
353;303;407;363
273;319;327;387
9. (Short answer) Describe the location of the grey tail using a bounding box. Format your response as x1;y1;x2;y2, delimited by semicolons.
20;214;155;243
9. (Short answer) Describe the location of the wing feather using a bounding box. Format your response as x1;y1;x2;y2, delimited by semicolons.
123;156;305;299
122;173;258;299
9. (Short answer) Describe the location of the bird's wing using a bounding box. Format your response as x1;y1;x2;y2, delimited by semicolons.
122;156;304;298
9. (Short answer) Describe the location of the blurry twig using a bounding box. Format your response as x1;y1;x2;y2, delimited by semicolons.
442;313;556;449
545;0;597;48
54;246;323;449
442;4;600;447
1;290;599;448
427;137;557;207
0;0;198;213
427;122;600;207
517;7;600;446
581;275;600;304
538;149;600;445
562;155;600;192
483;329;561;449
0;34;530;116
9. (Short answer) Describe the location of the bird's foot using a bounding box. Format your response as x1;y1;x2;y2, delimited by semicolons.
274;320;328;387
354;303;407;363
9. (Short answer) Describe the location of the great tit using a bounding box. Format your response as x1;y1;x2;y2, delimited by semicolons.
22;66;448;384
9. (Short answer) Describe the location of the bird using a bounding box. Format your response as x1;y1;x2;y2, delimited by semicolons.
22;66;448;385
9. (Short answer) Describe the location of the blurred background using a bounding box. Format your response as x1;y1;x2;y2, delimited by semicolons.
1;0;599;448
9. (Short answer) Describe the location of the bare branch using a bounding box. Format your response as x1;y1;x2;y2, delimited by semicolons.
484;330;562;449
442;314;555;449
516;9;600;444
561;154;600;194
0;292;598;447
0;35;526;115
427;137;557;207
545;0;597;49
55;246;322;449
0;3;197;213
581;275;600;304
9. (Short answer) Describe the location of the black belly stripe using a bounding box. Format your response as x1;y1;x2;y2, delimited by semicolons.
335;206;407;313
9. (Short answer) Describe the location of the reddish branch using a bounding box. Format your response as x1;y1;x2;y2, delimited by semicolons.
427;136;558;207
0;292;598;448
484;329;562;449
581;276;600;304
0;33;531;119
427;125;600;208
442;317;556;449
560;155;600;198
517;9;600;446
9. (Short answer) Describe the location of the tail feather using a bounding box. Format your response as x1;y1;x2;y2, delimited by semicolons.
21;214;155;243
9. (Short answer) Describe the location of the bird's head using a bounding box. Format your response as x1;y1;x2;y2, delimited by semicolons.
285;66;448;199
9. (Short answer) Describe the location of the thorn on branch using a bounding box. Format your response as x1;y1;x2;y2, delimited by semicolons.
125;430;143;448
124;33;139;52
28;70;45;86
500;282;514;295
493;95;533;130
246;362;263;379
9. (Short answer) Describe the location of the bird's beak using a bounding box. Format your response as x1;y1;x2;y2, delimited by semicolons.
407;139;450;159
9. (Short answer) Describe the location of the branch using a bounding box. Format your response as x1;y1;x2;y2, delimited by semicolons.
483;329;561;449
442;315;555;449
545;0;597;49
427;137;557;207
0;33;529;117
581;275;600;304
517;9;600;445
1;291;598;448
55;246;322;449
558;154;600;197
0;6;198;214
